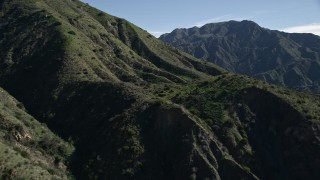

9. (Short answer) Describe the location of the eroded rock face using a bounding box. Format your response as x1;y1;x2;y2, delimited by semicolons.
0;0;319;179
13;129;32;142
140;105;258;180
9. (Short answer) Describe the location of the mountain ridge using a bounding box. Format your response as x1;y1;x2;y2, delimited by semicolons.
160;20;320;93
0;1;320;179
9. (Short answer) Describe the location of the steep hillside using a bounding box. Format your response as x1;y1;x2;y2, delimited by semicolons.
0;87;73;179
159;20;320;93
0;0;319;179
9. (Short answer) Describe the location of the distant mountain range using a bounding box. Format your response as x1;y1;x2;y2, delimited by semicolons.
0;0;320;179
160;20;320;93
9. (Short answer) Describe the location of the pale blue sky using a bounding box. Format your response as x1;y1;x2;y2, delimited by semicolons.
80;0;320;37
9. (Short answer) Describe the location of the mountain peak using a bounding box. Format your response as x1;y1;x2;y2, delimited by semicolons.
159;21;320;93
1;0;320;179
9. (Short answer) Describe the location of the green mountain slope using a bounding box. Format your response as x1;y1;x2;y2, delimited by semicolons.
0;87;73;179
159;20;320;93
0;0;319;179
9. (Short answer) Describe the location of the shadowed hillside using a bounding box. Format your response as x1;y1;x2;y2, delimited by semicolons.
0;0;319;179
0;87;73;179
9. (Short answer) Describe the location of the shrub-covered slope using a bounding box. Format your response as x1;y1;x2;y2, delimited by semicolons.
159;21;320;93
0;87;73;179
0;0;319;179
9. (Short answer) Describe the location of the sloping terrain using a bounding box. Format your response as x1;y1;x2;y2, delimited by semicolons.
0;87;73;179
159;20;320;93
0;0;319;179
